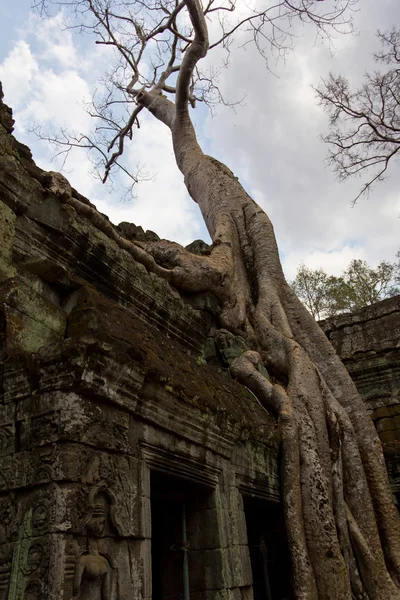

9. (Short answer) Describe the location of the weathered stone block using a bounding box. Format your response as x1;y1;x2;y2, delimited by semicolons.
373;404;400;420
123;538;152;599
203;589;243;600
376;414;400;436
186;546;252;591
0;201;16;282
25;193;71;233
226;545;253;588
187;508;222;550
189;548;227;591
16;390;135;454
0;277;66;353
379;429;400;443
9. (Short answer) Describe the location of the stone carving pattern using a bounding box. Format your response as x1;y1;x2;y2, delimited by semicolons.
6;509;49;600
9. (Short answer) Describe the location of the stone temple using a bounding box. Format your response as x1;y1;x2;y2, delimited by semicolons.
0;82;399;600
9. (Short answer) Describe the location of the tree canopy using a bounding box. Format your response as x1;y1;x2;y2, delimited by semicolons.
291;256;400;320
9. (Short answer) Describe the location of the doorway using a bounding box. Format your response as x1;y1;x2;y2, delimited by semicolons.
150;470;214;600
243;496;291;600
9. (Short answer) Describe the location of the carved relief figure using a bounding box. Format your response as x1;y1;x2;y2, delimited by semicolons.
0;494;16;544
70;486;119;600
72;545;112;600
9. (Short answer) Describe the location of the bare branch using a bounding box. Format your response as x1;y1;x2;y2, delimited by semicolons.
316;31;400;202
103;104;144;182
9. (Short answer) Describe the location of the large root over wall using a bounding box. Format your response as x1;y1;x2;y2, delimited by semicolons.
47;159;400;599
146;154;400;600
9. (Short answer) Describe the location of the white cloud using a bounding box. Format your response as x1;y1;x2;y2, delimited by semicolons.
283;246;366;282
30;12;81;69
0;41;39;107
19;69;92;130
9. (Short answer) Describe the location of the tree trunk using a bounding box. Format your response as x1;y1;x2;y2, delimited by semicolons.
135;90;400;599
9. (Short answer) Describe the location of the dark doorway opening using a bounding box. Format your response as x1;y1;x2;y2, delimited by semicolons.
243;496;291;600
150;470;213;600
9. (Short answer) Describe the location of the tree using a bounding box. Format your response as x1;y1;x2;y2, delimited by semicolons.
289;264;333;320
316;28;400;203
35;1;400;597
291;258;400;319
343;258;399;308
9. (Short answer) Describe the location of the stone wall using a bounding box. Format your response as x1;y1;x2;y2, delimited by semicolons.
322;296;400;496
1;81;400;599
0;85;285;599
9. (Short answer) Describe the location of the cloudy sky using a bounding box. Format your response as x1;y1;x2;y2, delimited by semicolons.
0;0;399;280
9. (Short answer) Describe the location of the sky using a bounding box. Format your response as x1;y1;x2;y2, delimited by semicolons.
0;0;399;281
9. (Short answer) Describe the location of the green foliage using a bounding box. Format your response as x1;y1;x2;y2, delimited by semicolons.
196;353;207;365
290;255;400;320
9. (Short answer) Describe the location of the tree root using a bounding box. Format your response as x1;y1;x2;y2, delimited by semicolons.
224;330;400;599
43;172;173;279
142;238;226;292
229;349;319;599
43;171;240;303
345;503;400;599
